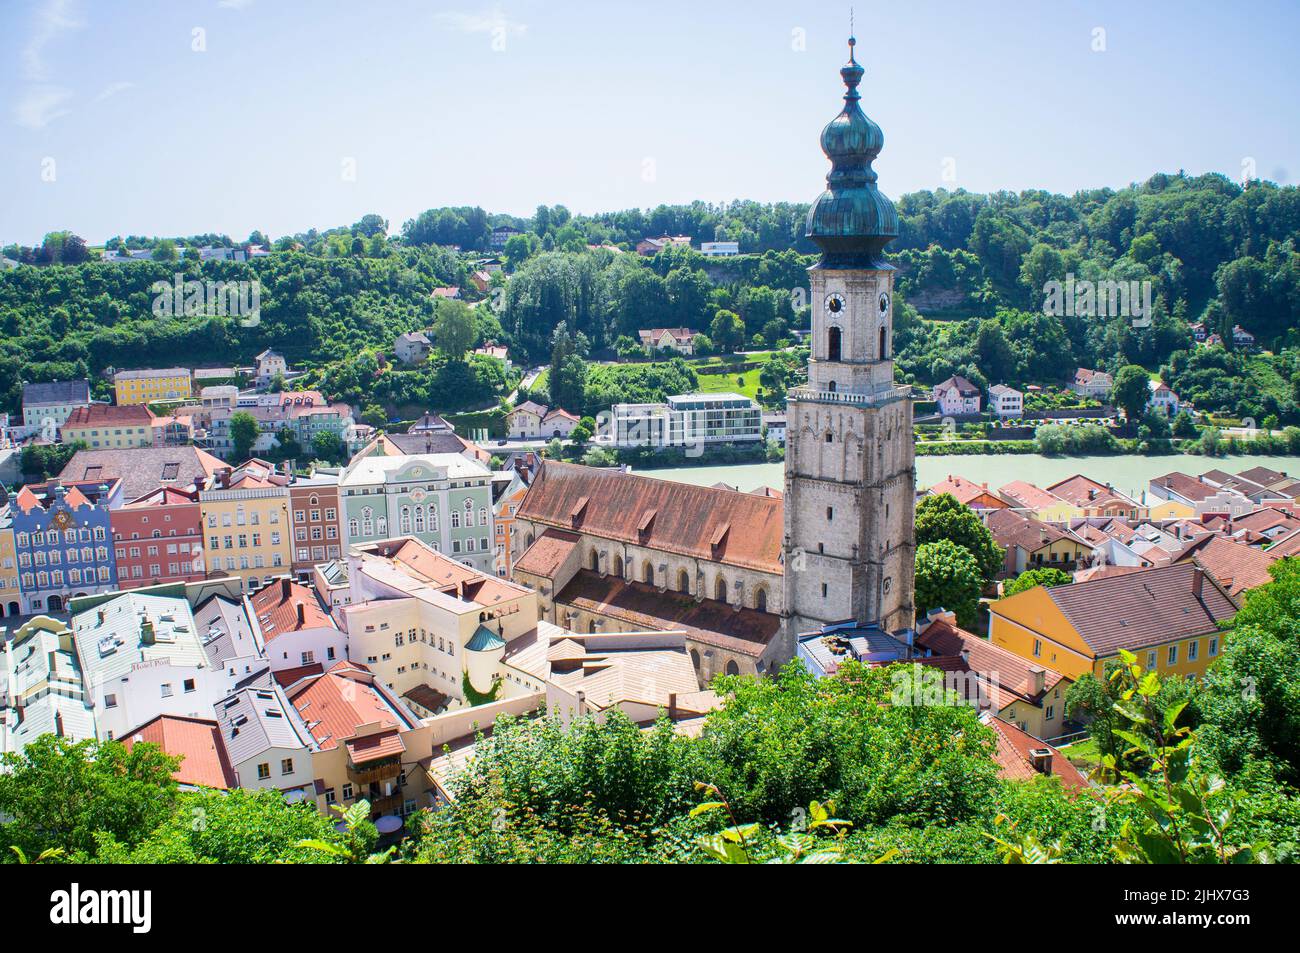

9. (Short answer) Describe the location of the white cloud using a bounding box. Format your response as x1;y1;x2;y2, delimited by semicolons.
21;0;86;83
434;6;527;37
15;86;74;129
93;80;135;103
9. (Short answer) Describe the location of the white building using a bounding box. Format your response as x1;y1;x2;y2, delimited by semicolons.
214;684;318;798
250;577;348;674
0;616;97;754
254;349;288;385
700;242;740;257
71;592;250;741
988;384;1024;419
1073;368;1113;399
931;376;982;416
1147;379;1180;415
611;392;762;448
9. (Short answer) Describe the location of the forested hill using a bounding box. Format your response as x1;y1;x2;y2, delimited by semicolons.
2;171;1298;422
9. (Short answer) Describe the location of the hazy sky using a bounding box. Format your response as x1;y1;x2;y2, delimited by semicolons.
2;0;1297;245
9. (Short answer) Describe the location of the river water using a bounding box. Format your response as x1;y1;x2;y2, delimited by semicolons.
637;453;1300;500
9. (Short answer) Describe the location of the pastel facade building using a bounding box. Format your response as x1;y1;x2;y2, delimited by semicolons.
197;462;292;593
113;367;192;406
110;487;206;589
12;479;121;614
339;453;496;574
21;379;91;432
61;403;157;449
289;475;343;577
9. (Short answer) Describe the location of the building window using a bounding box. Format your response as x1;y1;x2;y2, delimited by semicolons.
1208;637;1218;657
281;758;294;775
257;763;270;780
1167;645;1178;666
1032;639;1042;658
1187;640;1199;662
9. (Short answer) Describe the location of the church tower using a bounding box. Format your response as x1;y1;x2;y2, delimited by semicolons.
783;36;915;637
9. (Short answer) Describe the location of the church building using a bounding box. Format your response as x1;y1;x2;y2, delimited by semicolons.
509;38;915;683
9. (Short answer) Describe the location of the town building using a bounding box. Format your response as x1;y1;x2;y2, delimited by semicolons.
70;590;249;741
1072;368;1113;399
932;375;982;416
988;384;1023;418
490;224;523;249
610;393;762;448
0;616;97;754
251;577;347;675
338;452;496;573
636;235;692;256
700;241;740;257
0;504;21;617
254;349;288;385
22;379;91;433
121;714;238;790
795;619;911;676
988;563;1237;681
213;684;318;798
637;327;698;354
1147;379;1181;415
915;610;1074;741
985;508;1091;577
12;479;121;614
506;400;580;440
289;474;343;576
286;660;433;818
472;342;510;367
113;368;192;406
981;713;1088;790
395;331;433;365
197;461;293;593
58;446;225;501
926;474;1009;510
996;480;1078;522
110;487;205;589
1047;474;1145;519
61;403;157;449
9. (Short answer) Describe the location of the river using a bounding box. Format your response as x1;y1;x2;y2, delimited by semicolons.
637;452;1300;500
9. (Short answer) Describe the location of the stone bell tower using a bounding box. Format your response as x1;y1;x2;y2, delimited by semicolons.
783;36;915;637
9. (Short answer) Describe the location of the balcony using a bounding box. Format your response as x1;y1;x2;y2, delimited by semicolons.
788;384;912;407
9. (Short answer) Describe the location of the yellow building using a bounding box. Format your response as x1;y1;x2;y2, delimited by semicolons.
1147;498;1195;520
197;462;292;594
988;562;1237;681
114;368;192;406
60;404;156;449
0;517;20;617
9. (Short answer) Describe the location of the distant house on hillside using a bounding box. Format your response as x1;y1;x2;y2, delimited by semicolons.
395;331;433;365
931;376;981;416
506;401;579;439
638;328;697;355
988;384;1023;418
636;235;691;256
1072;368;1112;399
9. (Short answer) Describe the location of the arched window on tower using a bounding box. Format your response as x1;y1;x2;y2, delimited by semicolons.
827;325;842;362
879;325;888;359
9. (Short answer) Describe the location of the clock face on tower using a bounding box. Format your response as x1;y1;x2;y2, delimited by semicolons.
824;292;846;316
879;292;890;315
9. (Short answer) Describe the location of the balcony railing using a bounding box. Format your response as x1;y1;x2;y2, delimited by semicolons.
788;384;912;407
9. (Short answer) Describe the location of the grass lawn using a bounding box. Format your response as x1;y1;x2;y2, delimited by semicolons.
530;368;549;394
1058;736;1102;772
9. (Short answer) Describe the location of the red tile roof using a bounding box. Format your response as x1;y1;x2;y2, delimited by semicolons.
272;662;324;688
1176;535;1278;597
517;461;783;574
63;403;156;428
513;528;581;578
288;662;402;751
122;715;238;789
983;715;1089;791
916;618;1069;710
927;474;1007;507
345;729;406;765
251;577;334;641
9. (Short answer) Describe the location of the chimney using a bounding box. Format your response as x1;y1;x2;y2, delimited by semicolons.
1030;666;1046;695
1029;747;1054;776
1192;566;1205;600
281;577;292;600
667;692;678;722
575;690;587;717
960;648;970;667
141;620;156;645
297;603;307;627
